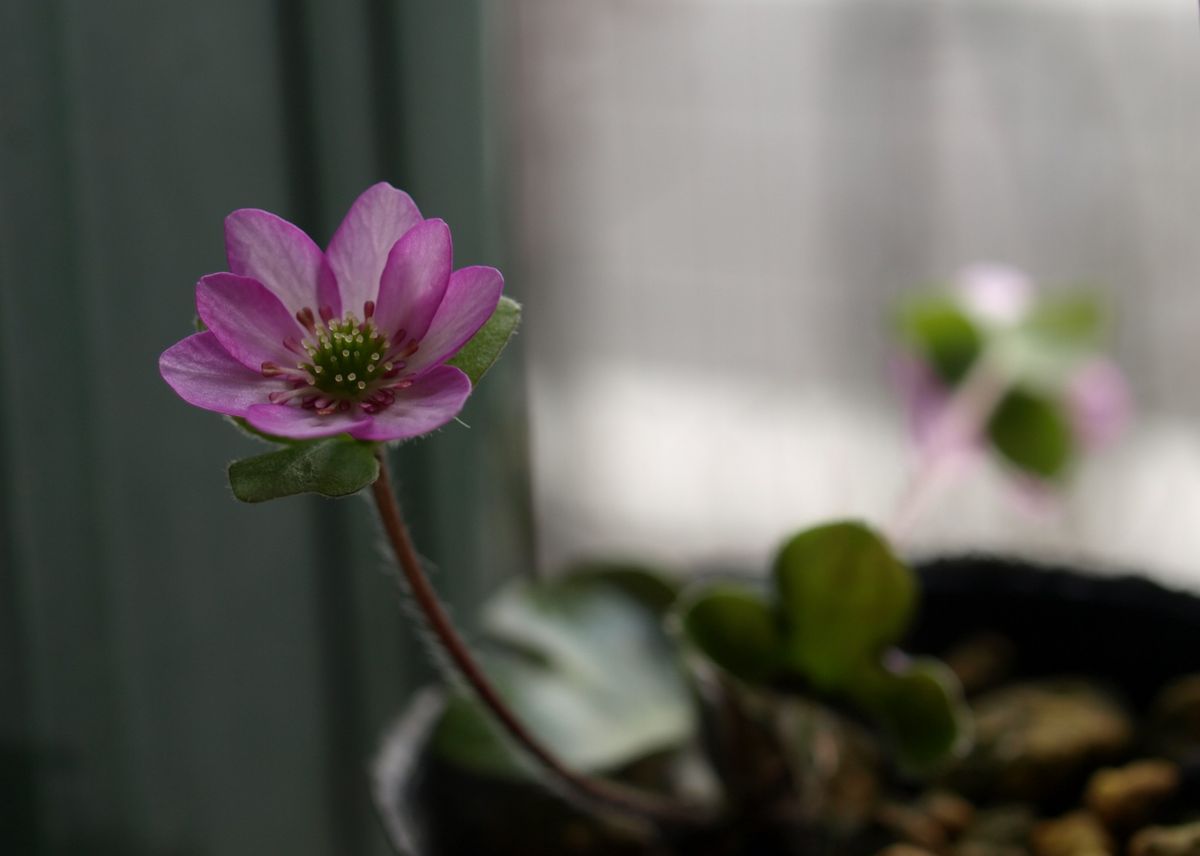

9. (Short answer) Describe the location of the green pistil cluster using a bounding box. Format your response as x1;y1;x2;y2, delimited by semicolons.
301;313;393;399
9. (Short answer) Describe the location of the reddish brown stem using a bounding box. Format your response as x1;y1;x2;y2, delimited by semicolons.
370;449;710;828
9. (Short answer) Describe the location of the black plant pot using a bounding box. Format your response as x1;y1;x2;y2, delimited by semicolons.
374;557;1200;856
910;555;1200;705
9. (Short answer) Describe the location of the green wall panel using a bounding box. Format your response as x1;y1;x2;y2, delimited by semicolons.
0;1;523;854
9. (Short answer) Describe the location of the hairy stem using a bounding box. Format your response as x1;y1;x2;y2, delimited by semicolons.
369;448;710;828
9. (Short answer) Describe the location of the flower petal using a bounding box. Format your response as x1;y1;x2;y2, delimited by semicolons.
1068;357;1130;449
349;365;471;442
374;219;452;344
225;209;339;317
196;273;306;370
405;266;504;374
326;183;423;316
243;404;370;440
159;332;278;416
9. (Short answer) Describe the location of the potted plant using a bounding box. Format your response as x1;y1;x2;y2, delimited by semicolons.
160;185;1200;856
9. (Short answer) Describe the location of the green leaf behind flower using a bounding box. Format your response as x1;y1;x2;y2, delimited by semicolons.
227;438;379;502
681;585;783;683
448;296;521;386
774;521;916;691
848;659;971;771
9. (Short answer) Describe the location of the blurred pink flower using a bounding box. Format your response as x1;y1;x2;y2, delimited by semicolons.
955;263;1033;326
1067;356;1131;449
160;183;503;441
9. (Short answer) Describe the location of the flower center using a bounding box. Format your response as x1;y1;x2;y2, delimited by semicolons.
263;302;419;416
300;313;390;398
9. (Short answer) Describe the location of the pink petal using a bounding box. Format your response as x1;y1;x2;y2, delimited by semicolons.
404;266;504;374
955;263;1033;326
349;366;471;442
243;404;370;440
159;332;279;416
1068;357;1130;449
225;209;339;317
374;219;452;343
326;183;423;317
196;273;305;370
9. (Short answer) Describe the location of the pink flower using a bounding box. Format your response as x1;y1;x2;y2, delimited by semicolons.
159;183;503;441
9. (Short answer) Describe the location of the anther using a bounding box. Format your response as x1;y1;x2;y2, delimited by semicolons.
363;300;375;319
392;329;407;346
261;361;282;377
319;305;335;323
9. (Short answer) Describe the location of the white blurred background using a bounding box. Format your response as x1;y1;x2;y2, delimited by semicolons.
500;0;1200;585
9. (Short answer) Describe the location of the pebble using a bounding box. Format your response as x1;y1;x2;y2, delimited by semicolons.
1029;811;1113;856
955;804;1037;855
944;633;1016;696
1128;821;1200;856
920;789;976;838
875;846;938;856
951;681;1133;801
1084;759;1179;830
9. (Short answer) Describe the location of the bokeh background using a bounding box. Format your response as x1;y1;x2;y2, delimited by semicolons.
3;1;1199;854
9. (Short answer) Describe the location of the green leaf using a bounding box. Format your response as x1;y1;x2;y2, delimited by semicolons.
898;295;983;383
773;521;916;691
432;578;695;777
1023;293;1105;347
987;387;1074;478
447;296;521;386
850;659;970;770
681;585;783;683
227;438;379;502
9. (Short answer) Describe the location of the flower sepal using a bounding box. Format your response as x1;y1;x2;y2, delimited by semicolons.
227;437;380;503
446;295;522;386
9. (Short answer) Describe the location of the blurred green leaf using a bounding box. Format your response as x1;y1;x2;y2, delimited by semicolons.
992;294;1106;389
850;659;970;771
987;387;1074;478
1022;293;1105;346
773;521;916;691
681;585;782;683
433;577;695;777
447;296;521;386
227;438;378;502
898;295;982;383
